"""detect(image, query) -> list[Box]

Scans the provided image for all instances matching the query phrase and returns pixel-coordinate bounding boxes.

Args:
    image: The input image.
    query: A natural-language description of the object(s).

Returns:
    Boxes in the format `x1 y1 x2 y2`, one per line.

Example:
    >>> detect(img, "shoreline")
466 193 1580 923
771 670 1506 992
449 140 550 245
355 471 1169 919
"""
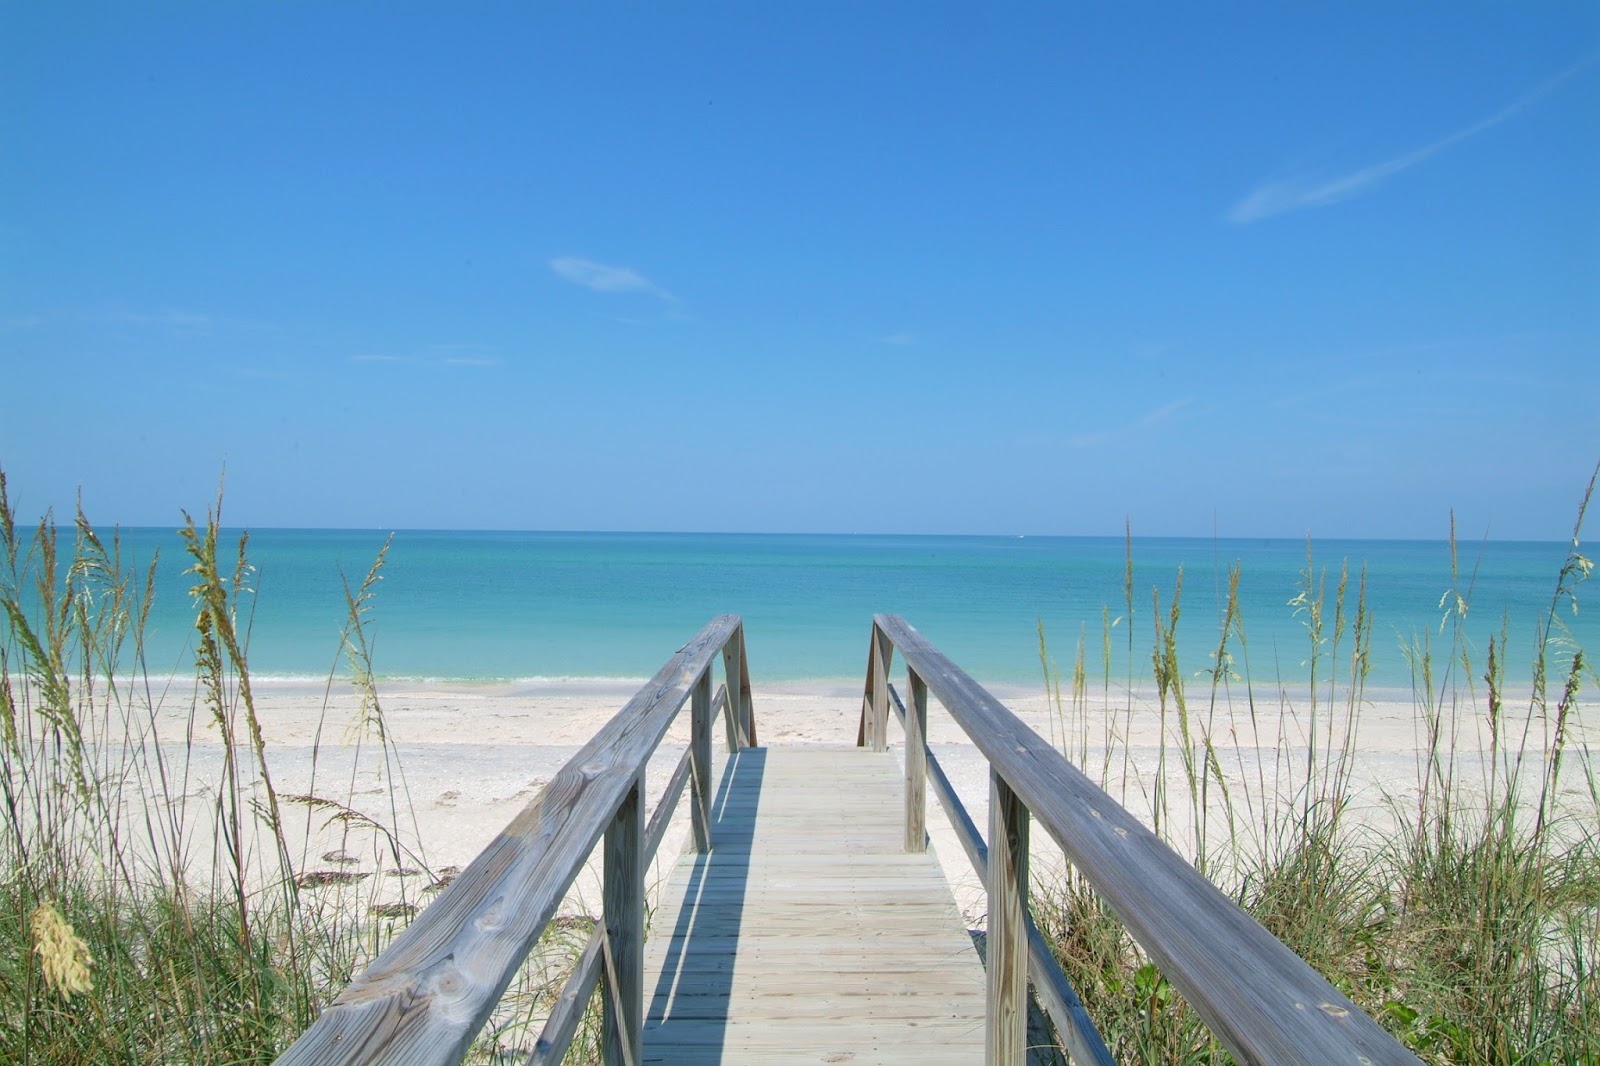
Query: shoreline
213 678 1589 927
236 671 1435 706
32 664 1593 938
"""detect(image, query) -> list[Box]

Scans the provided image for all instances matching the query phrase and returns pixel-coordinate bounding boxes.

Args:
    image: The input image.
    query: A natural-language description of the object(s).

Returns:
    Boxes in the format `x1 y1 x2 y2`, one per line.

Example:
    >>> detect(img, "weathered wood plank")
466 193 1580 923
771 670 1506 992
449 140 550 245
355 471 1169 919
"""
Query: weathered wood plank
277 615 742 1066
642 747 986 1064
642 1017 984 1044
904 668 928 853
691 673 714 854
642 967 986 992
875 614 1417 1066
870 625 892 751
888 681 1115 1066
735 630 758 748
603 776 644 1065
642 1049 977 1066
643 1051 973 1066
718 626 756 751
528 928 603 1066
987 771 1029 1065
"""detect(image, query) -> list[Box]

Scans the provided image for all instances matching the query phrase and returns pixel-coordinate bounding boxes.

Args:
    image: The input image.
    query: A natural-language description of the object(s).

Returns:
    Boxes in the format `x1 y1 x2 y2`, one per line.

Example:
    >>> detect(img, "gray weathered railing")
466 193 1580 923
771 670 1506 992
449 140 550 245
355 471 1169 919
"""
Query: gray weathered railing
858 614 1417 1066
278 615 756 1066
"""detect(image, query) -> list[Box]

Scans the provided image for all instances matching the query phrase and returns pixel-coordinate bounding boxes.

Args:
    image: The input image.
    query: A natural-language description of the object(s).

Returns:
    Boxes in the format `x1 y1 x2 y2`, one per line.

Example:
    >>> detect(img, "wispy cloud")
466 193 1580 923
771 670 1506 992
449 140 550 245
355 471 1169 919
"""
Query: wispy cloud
1228 52 1598 224
879 332 916 347
1269 333 1549 408
103 307 272 336
111 308 216 335
1068 397 1193 448
350 351 500 368
237 366 293 382
1269 374 1378 411
550 256 675 301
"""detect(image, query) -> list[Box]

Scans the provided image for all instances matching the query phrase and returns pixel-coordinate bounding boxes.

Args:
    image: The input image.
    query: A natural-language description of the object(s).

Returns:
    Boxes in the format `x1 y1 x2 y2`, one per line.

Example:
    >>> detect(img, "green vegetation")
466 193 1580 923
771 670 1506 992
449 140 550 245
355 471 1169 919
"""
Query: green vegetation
0 472 596 1063
1032 468 1600 1064
5 458 1596 1065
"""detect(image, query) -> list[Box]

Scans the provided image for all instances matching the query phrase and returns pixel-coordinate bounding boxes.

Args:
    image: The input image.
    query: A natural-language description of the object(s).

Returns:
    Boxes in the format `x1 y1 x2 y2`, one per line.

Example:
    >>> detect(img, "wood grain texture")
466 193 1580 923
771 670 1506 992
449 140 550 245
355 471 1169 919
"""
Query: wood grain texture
866 626 892 752
276 615 743 1066
736 634 757 748
641 747 987 1064
528 927 602 1066
874 615 1418 1066
717 626 756 752
888 682 1115 1066
904 668 928 853
691 675 714 854
603 777 644 1065
987 772 1028 1065
870 627 896 752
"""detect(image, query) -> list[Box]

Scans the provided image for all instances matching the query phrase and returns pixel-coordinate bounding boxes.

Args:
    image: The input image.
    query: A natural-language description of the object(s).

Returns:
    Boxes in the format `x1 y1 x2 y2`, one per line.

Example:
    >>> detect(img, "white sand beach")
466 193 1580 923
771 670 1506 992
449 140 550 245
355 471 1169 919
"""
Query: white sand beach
152 675 1572 929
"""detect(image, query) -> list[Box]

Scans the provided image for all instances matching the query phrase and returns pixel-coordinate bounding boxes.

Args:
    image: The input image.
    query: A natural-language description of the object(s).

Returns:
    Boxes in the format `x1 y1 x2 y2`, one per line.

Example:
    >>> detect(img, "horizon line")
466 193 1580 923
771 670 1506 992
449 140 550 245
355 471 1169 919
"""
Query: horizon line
50 523 1565 545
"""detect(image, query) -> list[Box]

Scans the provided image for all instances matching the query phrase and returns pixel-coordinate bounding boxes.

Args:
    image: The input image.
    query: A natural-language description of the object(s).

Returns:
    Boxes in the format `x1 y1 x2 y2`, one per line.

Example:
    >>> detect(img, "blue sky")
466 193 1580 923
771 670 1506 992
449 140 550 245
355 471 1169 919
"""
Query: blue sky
2 4 1596 538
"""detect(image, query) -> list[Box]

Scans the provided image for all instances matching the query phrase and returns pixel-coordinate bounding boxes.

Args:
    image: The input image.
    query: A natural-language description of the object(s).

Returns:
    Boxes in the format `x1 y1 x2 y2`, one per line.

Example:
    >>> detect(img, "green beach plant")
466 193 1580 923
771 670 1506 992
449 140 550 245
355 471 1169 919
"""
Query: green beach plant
1032 465 1600 1064
0 472 600 1063
6 458 1596 1064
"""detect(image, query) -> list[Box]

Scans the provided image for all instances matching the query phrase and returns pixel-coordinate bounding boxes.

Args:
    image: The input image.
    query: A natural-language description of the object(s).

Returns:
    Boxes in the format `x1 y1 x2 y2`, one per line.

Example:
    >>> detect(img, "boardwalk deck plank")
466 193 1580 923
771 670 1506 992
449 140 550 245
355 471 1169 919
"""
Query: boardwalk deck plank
642 747 987 1064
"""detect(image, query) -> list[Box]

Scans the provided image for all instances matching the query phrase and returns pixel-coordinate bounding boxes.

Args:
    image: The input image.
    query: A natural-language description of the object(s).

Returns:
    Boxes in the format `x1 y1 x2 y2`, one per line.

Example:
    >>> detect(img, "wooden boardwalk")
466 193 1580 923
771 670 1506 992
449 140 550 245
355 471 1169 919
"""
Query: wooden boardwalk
279 615 1416 1066
641 746 986 1064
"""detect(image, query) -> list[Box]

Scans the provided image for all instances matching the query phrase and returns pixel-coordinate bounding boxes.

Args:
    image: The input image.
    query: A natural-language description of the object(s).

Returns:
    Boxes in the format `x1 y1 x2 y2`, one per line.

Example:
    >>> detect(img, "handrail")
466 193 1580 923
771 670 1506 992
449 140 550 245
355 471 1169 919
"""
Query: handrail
859 614 1417 1066
279 616 757 1066
883 681 1113 1066
533 681 731 1065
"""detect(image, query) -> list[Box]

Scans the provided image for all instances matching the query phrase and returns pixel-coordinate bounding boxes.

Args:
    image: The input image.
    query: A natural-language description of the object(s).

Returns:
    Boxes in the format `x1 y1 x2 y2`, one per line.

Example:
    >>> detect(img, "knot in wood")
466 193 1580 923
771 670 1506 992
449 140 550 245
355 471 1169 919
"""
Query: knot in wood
474 898 506 932
430 963 469 1007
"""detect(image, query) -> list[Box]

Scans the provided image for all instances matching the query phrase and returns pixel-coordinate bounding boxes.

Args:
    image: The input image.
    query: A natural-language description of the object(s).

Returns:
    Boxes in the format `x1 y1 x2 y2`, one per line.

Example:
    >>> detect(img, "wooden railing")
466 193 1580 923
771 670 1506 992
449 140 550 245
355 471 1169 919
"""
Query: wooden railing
278 615 757 1066
858 614 1418 1066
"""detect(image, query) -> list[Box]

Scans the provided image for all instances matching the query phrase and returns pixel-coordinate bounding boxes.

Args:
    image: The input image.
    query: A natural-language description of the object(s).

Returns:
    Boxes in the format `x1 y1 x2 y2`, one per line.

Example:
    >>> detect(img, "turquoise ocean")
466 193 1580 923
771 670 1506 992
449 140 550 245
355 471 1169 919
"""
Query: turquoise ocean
87 529 1595 696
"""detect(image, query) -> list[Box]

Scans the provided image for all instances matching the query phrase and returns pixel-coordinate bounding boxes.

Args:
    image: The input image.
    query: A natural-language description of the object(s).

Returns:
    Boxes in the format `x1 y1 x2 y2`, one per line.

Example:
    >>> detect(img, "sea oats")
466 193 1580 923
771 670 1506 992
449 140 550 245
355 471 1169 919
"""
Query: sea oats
31 901 93 1000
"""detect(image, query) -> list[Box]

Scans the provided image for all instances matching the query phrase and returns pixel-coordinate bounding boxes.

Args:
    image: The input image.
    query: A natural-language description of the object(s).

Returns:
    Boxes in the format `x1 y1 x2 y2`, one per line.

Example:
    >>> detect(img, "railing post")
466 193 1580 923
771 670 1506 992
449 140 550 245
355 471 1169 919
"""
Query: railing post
721 628 744 752
691 667 713 853
869 623 892 752
602 774 644 1066
904 667 928 852
987 771 1029 1065
736 627 757 747
857 633 875 747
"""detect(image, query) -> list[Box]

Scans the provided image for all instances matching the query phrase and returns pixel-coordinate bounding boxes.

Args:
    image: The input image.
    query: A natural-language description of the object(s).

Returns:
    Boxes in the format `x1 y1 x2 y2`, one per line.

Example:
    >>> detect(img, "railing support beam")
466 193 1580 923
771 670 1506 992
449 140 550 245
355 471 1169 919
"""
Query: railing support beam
987 771 1029 1065
602 774 644 1066
735 627 757 747
276 615 749 1066
721 634 742 752
691 669 713 853
868 624 892 751
874 613 1416 1066
904 668 928 852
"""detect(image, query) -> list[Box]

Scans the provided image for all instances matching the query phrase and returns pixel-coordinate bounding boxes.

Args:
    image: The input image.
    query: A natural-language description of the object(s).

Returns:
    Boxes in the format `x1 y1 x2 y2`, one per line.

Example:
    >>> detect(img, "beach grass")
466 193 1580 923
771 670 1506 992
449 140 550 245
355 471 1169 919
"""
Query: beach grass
0 471 599 1064
1031 466 1600 1064
4 459 1598 1064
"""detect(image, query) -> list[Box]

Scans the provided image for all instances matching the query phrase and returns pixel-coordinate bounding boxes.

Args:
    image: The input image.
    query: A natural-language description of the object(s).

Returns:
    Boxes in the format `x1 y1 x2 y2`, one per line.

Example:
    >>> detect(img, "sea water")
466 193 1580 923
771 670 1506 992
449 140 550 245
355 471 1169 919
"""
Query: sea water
66 529 1594 695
